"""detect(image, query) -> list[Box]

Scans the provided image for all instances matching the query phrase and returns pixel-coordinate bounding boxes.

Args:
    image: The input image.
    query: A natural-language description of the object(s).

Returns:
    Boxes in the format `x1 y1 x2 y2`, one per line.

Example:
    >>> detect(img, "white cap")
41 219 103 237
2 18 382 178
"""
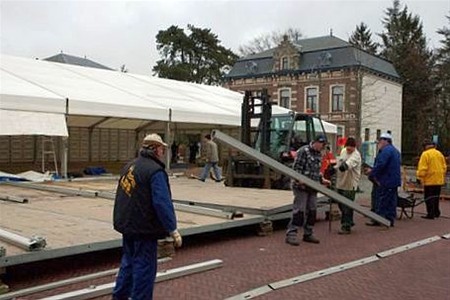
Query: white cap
143 133 167 147
379 132 393 140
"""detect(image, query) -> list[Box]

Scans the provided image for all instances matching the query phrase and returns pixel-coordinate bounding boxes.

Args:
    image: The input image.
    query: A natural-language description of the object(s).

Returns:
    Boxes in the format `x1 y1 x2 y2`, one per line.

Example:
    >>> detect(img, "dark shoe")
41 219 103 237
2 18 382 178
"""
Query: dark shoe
303 235 320 244
198 178 205 182
421 215 434 220
338 228 351 235
365 221 381 226
215 180 222 183
285 235 300 246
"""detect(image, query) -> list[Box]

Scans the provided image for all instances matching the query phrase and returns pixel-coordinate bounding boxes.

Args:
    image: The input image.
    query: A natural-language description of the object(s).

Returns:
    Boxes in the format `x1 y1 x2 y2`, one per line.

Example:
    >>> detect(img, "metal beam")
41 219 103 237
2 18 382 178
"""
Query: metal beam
0 258 172 300
212 130 390 227
40 259 223 299
0 229 46 251
173 203 235 219
2 182 99 198
0 195 28 203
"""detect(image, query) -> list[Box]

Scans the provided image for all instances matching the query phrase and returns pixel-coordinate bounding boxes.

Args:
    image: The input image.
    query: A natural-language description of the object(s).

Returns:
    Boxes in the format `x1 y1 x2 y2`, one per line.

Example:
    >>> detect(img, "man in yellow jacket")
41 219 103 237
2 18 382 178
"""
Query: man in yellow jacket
416 139 447 219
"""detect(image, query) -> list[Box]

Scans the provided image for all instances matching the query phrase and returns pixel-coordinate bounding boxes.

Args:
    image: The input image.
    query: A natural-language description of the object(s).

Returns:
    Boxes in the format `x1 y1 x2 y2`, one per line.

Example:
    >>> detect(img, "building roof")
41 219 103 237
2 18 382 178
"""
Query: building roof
226 35 400 80
43 53 113 70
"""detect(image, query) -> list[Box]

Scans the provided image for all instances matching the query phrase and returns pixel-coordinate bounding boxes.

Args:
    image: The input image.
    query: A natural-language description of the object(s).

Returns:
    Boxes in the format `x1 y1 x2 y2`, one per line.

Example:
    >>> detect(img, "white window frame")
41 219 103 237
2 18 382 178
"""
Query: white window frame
304 86 319 112
278 87 291 109
330 85 345 112
281 56 289 70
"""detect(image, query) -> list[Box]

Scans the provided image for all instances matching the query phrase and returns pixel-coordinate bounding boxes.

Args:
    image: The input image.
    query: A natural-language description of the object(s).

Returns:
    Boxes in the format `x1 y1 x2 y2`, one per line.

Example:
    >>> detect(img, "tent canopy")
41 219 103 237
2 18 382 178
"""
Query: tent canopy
0 54 337 134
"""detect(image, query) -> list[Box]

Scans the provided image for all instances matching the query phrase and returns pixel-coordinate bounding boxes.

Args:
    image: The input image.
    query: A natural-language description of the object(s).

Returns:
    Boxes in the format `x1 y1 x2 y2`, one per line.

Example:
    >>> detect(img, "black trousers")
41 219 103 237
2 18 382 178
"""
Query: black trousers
424 185 441 218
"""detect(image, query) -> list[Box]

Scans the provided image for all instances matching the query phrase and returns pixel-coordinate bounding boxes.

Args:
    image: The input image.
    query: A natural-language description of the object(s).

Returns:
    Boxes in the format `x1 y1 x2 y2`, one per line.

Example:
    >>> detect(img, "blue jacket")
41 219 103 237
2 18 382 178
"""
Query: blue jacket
113 148 177 239
369 144 401 188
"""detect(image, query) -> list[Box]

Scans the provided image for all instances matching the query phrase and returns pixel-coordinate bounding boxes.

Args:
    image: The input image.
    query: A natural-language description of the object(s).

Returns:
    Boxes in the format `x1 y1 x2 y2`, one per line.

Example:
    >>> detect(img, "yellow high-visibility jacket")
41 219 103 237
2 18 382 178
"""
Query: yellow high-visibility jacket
416 148 447 186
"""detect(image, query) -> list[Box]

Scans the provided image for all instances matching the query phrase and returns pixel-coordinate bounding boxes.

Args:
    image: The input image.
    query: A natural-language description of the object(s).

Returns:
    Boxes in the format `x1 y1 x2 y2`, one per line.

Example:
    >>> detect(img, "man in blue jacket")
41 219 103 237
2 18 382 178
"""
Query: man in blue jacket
113 133 182 300
365 133 401 227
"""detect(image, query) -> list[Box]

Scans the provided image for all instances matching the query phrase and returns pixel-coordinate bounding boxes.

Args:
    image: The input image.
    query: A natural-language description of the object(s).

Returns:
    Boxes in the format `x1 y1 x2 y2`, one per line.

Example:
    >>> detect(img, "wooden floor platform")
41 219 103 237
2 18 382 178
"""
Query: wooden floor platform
0 176 300 267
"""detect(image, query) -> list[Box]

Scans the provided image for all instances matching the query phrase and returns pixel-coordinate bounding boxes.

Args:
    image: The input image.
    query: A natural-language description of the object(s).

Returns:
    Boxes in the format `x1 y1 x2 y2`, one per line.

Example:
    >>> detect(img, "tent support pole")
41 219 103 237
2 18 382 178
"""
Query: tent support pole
166 109 172 172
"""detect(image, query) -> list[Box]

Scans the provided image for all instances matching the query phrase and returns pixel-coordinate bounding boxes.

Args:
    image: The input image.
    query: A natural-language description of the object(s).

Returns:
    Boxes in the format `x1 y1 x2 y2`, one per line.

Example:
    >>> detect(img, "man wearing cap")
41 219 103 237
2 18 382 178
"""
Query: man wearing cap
365 132 401 227
286 135 330 245
113 133 181 300
335 137 362 234
416 139 447 219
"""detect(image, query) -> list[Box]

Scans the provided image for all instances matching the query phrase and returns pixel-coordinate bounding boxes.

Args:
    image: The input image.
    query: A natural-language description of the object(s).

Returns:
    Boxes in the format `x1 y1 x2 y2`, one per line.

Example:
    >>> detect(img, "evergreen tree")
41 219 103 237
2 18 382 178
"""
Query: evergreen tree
349 22 378 54
153 25 238 85
433 15 450 151
379 0 434 159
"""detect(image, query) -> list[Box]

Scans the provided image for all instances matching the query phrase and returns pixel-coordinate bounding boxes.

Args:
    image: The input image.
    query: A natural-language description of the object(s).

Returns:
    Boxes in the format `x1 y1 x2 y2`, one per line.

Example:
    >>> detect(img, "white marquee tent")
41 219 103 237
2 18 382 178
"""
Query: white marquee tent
0 54 337 176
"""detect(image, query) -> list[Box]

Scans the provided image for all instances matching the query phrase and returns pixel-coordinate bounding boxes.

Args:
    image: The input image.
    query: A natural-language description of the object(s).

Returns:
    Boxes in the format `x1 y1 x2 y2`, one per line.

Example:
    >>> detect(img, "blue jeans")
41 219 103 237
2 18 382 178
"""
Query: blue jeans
200 161 221 181
113 236 158 300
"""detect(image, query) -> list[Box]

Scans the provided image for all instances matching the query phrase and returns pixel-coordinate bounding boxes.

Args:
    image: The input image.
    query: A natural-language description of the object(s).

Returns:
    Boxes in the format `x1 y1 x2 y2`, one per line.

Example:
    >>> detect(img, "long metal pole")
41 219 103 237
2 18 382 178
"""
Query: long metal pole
212 130 390 227
0 229 46 251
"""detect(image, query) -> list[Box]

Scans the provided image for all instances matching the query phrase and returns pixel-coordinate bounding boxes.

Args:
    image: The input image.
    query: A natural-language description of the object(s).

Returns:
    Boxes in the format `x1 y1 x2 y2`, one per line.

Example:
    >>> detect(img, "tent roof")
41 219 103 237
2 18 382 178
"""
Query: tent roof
0 54 337 134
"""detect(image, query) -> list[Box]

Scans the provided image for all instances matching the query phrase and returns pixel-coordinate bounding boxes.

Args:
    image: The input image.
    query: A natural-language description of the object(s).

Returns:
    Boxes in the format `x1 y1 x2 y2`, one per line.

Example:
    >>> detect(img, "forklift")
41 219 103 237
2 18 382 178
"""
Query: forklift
224 89 328 189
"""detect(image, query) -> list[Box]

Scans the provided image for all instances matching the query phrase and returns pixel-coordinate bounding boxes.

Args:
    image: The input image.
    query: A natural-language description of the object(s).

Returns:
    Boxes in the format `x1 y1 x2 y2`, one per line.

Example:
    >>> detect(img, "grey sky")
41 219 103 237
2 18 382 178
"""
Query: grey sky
1 0 449 75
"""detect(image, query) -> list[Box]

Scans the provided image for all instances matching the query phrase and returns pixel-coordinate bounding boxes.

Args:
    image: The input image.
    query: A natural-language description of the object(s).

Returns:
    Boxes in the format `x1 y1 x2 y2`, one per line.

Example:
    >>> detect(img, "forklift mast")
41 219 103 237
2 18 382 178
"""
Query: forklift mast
241 89 272 155
226 89 328 189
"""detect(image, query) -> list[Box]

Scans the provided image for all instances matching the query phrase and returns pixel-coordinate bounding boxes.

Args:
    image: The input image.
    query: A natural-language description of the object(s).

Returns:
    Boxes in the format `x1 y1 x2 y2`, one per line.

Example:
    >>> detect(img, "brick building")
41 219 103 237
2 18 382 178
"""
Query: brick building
224 35 403 151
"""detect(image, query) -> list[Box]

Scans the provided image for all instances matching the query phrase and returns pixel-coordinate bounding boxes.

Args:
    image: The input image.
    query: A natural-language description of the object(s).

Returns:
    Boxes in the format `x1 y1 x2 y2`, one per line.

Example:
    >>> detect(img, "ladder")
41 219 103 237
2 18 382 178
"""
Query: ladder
41 136 59 176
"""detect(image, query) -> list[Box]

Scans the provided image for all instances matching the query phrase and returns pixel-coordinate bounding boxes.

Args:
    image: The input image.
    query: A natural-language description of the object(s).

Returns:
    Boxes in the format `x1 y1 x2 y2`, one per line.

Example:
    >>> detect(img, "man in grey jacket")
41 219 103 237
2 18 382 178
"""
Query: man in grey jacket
199 134 222 182
335 137 361 234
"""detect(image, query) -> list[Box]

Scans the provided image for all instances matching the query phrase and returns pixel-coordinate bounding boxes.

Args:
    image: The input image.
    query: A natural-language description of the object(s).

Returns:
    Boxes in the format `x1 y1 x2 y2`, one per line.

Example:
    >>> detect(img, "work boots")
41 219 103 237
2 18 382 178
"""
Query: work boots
302 235 320 244
285 234 300 246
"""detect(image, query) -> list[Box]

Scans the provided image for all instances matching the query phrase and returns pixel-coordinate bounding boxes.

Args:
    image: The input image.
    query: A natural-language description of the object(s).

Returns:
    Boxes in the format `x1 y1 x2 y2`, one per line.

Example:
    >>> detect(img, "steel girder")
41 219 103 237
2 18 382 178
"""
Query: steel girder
212 130 390 227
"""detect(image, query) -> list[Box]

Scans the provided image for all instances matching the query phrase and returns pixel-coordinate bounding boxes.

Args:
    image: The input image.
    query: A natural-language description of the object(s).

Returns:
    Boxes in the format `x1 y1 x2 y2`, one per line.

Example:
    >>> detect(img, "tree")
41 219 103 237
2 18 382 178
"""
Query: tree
378 0 434 160
433 15 450 152
238 28 303 57
153 25 238 85
349 22 378 54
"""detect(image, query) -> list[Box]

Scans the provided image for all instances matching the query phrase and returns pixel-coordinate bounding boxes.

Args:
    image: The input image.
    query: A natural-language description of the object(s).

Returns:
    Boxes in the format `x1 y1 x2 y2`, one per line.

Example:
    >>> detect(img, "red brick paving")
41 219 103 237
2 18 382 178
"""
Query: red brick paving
6 198 450 300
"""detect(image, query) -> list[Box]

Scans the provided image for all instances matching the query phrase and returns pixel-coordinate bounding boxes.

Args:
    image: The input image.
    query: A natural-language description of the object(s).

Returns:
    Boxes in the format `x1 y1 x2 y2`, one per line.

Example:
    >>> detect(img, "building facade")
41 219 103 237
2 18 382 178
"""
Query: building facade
224 35 403 151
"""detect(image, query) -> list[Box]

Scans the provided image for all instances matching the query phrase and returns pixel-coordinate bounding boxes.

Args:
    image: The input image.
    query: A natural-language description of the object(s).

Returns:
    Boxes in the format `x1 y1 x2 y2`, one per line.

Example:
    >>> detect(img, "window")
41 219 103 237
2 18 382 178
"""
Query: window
376 129 381 140
331 86 344 112
364 128 370 141
306 87 318 112
279 89 291 109
281 57 289 70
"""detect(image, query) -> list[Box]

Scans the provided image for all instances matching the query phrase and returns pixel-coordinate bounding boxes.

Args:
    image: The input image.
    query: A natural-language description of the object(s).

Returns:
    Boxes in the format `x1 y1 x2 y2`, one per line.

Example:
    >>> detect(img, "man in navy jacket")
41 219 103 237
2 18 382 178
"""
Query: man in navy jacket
113 133 181 300
365 133 401 226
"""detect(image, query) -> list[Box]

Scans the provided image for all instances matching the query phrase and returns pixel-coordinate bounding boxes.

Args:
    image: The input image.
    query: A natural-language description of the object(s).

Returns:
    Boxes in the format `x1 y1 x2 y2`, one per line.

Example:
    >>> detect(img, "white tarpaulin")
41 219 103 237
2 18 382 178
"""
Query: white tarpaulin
0 54 337 133
0 109 68 136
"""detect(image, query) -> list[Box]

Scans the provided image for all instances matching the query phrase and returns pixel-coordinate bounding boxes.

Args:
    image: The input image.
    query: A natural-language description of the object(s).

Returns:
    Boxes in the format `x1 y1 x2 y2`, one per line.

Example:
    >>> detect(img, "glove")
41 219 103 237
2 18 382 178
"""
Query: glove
338 162 348 172
170 230 182 248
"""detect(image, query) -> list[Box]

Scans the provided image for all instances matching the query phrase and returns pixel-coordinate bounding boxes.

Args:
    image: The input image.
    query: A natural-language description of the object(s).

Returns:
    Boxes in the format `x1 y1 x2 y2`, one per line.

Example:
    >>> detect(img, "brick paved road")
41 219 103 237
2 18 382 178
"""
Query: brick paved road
10 188 449 299
148 199 450 300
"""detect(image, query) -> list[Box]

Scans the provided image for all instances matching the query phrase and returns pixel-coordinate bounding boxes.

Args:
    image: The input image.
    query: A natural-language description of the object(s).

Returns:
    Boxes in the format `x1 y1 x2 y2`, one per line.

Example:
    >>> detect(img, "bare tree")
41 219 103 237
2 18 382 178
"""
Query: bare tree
238 28 303 57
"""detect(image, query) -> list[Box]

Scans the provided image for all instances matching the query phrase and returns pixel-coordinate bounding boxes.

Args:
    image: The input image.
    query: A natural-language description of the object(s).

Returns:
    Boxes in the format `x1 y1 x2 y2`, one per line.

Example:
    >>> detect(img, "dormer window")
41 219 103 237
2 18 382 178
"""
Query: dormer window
281 57 289 70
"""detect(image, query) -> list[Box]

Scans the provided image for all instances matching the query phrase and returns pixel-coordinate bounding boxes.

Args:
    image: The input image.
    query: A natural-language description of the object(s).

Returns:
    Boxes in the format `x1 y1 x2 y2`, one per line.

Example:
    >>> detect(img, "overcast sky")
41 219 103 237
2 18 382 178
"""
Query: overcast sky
1 0 449 75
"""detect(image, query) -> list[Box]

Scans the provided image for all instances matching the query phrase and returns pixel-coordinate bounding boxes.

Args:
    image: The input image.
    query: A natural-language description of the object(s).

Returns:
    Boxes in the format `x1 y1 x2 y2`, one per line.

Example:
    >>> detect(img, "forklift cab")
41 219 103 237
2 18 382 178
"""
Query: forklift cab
263 112 327 163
